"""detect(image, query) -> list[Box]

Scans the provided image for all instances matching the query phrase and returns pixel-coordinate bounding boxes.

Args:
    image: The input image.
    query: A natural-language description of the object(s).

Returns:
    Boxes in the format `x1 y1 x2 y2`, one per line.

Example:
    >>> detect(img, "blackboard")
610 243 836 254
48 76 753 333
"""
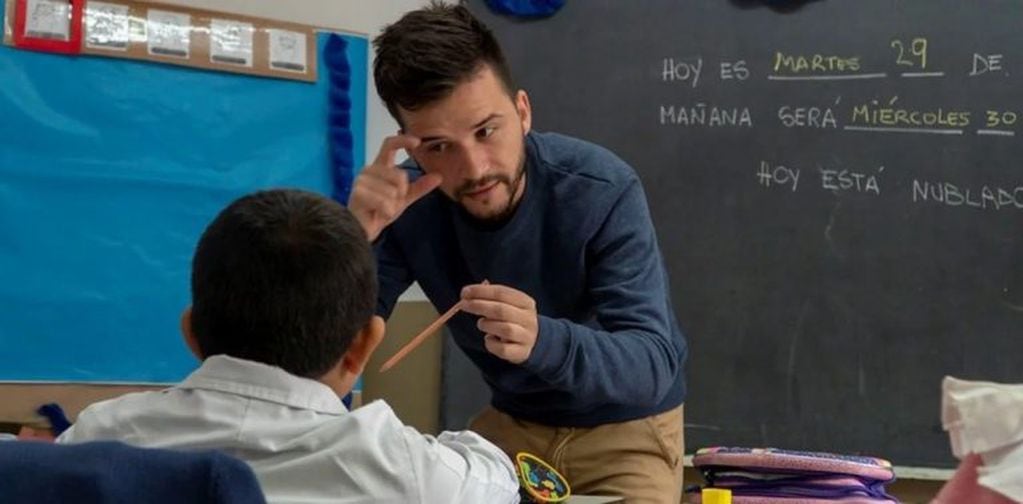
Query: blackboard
460 0 1023 469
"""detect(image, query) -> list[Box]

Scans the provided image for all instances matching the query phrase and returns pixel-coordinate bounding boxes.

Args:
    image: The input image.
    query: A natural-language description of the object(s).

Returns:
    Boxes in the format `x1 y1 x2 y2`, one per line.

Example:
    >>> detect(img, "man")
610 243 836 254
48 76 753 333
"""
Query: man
59 189 519 504
350 3 688 501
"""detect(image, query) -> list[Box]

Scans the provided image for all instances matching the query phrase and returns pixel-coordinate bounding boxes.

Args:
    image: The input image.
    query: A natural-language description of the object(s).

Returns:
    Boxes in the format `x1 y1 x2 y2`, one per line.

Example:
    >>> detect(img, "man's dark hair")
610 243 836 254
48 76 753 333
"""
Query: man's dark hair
189 189 377 379
373 1 515 124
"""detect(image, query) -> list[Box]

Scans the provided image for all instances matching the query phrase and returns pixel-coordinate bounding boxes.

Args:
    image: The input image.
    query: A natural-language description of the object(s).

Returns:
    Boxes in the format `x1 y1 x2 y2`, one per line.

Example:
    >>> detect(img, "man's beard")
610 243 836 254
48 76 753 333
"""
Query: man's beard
453 149 526 225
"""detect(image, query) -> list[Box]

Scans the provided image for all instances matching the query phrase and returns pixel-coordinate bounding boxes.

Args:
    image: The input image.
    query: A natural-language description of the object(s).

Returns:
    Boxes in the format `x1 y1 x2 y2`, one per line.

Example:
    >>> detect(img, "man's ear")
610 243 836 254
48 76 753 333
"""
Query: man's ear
516 89 532 135
341 315 386 376
180 307 204 360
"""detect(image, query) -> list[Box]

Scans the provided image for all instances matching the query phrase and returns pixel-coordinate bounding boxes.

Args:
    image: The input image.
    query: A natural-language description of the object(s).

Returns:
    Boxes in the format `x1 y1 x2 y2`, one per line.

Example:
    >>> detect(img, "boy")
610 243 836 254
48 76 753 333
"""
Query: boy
58 189 519 503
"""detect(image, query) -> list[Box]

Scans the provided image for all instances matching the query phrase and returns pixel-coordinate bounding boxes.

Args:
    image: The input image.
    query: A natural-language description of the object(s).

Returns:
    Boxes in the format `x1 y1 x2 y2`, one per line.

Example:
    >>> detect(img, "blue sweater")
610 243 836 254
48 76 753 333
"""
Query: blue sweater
376 131 687 426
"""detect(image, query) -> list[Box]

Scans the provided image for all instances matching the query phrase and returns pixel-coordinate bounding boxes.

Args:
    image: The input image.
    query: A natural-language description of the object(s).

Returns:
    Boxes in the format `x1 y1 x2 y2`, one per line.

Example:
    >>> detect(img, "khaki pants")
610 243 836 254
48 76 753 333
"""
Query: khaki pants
470 405 684 503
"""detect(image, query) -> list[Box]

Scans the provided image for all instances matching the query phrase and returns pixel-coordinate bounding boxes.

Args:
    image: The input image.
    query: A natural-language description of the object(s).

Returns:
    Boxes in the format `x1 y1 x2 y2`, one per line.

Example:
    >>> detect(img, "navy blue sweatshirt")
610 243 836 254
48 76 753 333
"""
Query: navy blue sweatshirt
375 131 687 427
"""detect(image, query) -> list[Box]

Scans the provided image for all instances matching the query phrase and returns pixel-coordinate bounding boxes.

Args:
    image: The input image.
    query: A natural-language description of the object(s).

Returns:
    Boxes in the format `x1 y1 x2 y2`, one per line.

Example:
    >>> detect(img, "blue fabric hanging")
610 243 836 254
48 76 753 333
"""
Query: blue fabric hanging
324 33 357 408
485 0 565 18
324 34 356 205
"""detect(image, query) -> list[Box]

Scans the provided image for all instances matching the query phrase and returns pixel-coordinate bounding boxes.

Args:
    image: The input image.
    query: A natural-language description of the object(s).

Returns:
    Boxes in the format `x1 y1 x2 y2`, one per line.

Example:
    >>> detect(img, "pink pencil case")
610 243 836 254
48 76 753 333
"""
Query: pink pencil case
688 447 897 504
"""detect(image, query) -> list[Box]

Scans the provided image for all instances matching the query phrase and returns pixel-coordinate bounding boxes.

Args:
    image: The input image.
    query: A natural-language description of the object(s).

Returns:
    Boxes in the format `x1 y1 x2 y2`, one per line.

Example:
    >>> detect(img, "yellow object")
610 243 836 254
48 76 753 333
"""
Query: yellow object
515 452 571 503
701 488 733 504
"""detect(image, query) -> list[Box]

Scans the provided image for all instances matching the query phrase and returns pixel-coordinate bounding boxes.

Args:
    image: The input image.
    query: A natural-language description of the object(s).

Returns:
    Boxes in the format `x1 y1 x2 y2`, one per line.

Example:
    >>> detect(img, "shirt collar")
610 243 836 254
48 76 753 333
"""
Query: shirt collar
179 355 347 415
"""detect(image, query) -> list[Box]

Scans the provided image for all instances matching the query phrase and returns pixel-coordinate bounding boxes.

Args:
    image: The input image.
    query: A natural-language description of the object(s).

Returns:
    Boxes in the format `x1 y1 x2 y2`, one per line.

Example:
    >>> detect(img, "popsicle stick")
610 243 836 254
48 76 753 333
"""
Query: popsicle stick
378 300 464 372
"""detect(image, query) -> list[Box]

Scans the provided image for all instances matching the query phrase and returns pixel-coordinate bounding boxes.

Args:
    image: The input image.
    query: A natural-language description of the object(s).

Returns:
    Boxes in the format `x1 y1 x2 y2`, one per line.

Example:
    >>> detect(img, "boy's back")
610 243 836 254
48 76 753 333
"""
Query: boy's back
57 189 519 503
60 356 517 503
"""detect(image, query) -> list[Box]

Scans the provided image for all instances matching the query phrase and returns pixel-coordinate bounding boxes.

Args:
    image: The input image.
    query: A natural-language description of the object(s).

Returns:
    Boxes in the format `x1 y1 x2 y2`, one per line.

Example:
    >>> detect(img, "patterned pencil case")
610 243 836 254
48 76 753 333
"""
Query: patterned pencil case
688 447 898 504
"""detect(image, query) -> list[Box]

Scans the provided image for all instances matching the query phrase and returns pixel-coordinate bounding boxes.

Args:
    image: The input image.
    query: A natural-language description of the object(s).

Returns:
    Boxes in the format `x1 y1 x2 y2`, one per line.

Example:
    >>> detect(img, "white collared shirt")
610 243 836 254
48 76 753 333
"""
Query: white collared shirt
58 355 519 504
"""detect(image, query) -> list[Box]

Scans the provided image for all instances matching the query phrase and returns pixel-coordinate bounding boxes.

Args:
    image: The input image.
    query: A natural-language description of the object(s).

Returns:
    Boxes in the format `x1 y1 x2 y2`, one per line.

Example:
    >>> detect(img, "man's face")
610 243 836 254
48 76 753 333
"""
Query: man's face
400 65 532 223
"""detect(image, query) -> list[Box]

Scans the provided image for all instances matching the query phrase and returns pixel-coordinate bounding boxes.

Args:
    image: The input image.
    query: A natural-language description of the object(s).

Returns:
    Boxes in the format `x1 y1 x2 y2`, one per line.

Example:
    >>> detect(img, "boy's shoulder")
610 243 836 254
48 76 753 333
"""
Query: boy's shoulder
337 399 414 438
81 387 174 417
57 388 176 442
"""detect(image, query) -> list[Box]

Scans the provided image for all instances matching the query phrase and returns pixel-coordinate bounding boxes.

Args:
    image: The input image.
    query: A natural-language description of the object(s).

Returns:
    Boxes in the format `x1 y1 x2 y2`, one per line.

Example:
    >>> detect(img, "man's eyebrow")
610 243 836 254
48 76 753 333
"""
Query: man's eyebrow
419 113 504 144
471 113 502 129
419 135 445 144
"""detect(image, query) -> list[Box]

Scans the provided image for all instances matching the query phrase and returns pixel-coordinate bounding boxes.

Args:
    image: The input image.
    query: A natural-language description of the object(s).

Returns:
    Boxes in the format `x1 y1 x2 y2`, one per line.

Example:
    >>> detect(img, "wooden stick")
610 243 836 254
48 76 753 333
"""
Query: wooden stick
378 300 464 372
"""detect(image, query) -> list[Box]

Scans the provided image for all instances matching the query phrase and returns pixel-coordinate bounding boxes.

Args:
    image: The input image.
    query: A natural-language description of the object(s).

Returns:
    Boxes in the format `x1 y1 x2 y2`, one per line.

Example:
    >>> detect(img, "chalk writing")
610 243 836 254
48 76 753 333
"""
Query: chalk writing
913 180 1023 211
891 37 928 69
757 161 800 192
850 96 970 128
984 110 1017 129
660 104 753 127
970 54 1004 76
662 57 703 88
720 60 750 81
774 52 860 74
778 105 838 129
820 166 883 195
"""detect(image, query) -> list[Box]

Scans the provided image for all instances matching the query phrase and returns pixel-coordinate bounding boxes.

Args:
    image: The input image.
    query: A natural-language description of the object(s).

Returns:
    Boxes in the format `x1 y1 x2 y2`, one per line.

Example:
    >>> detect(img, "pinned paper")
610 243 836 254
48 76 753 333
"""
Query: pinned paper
147 9 190 58
24 0 70 41
85 1 130 51
267 28 307 73
210 18 253 67
6 0 316 81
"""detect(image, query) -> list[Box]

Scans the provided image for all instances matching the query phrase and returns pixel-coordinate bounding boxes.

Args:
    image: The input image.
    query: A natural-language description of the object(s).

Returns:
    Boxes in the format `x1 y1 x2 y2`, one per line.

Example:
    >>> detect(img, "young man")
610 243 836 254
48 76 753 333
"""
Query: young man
349 4 688 502
58 189 519 504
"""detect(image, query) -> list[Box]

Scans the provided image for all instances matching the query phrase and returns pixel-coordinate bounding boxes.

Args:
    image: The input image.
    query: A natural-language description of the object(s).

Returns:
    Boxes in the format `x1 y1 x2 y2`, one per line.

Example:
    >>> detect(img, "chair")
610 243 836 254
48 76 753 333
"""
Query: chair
0 440 266 503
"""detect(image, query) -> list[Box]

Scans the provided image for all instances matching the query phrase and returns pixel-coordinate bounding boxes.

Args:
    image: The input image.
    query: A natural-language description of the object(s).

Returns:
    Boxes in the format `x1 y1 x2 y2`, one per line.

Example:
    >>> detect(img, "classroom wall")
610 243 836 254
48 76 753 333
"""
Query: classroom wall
159 0 437 302
156 0 430 170
363 301 442 435
0 301 444 437
0 0 440 426
134 2 444 428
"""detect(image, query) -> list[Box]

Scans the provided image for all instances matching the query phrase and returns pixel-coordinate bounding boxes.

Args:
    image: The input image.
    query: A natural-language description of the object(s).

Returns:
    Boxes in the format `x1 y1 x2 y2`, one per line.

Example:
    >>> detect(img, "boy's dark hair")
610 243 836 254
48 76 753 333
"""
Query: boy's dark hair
190 189 377 379
373 1 515 124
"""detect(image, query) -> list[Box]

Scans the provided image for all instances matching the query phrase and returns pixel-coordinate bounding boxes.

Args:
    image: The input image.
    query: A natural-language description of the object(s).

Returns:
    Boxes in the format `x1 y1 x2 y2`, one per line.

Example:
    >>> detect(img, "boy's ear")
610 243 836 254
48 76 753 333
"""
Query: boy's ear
330 316 386 398
180 307 204 361
342 316 386 376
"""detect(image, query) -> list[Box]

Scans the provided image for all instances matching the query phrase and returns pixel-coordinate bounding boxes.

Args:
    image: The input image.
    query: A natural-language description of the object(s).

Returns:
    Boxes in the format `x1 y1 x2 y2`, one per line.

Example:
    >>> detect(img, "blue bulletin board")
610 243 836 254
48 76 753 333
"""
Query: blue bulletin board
0 1 367 382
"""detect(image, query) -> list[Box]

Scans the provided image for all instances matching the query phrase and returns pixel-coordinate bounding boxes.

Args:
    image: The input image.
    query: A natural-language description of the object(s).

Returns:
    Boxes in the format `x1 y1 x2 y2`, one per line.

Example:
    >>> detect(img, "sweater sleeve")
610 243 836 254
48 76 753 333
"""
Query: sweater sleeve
521 176 685 407
374 229 414 320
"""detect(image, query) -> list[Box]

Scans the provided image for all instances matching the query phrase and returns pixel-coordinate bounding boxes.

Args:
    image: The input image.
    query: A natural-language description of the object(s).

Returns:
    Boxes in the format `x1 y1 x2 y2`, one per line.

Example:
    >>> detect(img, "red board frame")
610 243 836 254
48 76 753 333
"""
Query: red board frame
12 0 83 54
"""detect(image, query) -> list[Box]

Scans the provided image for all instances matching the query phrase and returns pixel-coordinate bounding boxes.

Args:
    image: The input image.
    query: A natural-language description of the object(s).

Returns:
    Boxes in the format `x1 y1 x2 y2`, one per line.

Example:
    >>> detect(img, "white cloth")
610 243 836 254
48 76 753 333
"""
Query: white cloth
58 355 519 504
941 376 1023 501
